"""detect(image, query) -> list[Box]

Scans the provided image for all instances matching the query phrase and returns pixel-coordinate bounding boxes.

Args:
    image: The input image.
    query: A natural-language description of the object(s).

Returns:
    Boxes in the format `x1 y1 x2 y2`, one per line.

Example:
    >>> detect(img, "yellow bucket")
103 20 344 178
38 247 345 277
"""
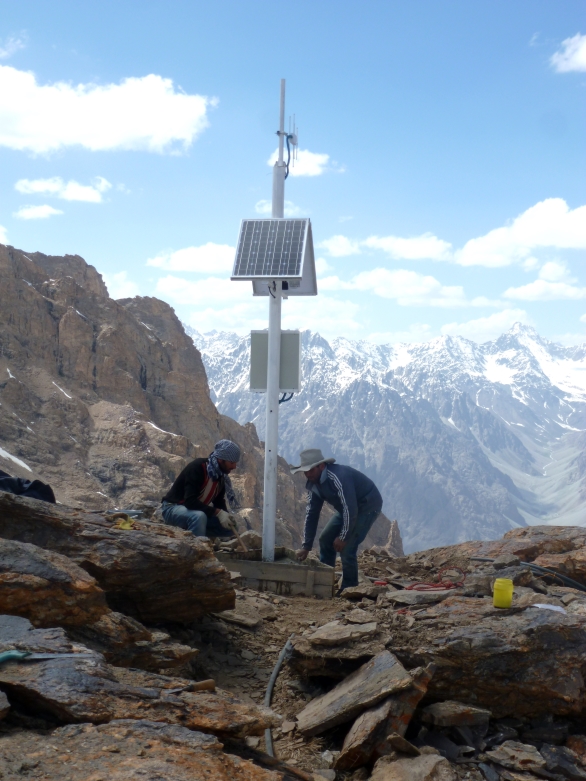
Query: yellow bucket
493 577 514 608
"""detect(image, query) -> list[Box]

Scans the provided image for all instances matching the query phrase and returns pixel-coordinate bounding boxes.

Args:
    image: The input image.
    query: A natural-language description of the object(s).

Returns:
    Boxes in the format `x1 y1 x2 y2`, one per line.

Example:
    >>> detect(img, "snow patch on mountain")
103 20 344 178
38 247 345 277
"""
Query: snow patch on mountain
188 323 586 551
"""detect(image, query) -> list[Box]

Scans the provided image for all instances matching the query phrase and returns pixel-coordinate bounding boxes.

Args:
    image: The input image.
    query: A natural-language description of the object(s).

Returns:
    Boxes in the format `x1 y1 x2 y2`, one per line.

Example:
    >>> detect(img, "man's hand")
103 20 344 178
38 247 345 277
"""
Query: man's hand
216 509 233 530
333 537 347 553
296 548 309 562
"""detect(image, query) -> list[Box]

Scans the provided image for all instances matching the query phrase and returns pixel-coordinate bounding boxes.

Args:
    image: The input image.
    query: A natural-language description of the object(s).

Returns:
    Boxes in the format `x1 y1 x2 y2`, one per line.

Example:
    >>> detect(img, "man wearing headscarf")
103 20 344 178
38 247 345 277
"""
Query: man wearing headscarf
161 439 241 538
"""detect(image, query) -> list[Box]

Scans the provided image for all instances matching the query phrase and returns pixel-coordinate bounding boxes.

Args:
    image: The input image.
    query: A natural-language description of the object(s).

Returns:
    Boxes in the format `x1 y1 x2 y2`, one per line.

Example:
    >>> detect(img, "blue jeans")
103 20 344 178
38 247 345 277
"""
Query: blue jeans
319 507 381 590
161 502 234 538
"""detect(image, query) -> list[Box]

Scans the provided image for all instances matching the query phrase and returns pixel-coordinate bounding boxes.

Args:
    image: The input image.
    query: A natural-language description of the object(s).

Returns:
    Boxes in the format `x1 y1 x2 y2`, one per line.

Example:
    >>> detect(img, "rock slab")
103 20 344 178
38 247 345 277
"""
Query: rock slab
390 595 586 717
421 700 491 727
485 740 547 775
308 620 378 646
0 719 280 781
370 754 457 781
335 664 435 771
0 614 279 737
68 610 198 671
0 537 108 627
0 492 235 622
296 650 413 737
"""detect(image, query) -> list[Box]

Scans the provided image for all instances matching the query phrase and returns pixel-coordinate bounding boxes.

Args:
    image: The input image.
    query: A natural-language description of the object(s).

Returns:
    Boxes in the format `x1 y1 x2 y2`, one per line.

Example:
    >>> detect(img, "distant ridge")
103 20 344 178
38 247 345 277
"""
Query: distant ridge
191 324 586 552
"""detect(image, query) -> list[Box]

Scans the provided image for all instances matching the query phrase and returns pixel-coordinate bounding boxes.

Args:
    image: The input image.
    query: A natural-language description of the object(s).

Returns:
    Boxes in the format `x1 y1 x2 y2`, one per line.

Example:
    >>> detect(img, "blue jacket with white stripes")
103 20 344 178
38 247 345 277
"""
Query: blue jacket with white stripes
302 463 383 548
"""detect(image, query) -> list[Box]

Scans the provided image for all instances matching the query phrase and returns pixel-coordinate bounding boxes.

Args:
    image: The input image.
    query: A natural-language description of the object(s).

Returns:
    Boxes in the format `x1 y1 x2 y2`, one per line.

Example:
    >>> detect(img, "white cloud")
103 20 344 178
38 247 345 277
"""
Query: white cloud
441 310 532 344
15 176 112 202
147 243 234 274
551 331 586 346
353 268 470 308
255 199 301 217
368 323 433 344
537 260 574 283
364 232 452 261
315 257 333 274
551 33 586 73
282 295 362 338
0 35 26 60
0 225 7 243
103 270 140 299
0 65 214 154
319 235 361 257
13 204 63 219
318 275 355 291
160 274 361 338
156 274 247 305
503 260 584 300
503 279 586 301
456 199 586 267
267 147 341 177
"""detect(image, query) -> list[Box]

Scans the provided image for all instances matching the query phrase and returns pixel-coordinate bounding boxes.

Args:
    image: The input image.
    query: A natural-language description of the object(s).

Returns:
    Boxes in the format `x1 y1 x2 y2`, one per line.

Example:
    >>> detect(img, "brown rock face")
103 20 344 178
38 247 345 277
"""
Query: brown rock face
0 615 280 738
0 537 108 627
0 492 235 622
389 595 586 718
0 243 307 545
68 611 199 671
403 525 586 584
0 720 281 781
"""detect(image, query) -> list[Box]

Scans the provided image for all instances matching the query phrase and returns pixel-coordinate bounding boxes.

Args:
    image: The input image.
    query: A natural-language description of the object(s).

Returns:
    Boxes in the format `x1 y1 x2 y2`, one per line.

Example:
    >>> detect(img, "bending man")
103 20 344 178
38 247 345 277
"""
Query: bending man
292 448 383 594
161 439 241 538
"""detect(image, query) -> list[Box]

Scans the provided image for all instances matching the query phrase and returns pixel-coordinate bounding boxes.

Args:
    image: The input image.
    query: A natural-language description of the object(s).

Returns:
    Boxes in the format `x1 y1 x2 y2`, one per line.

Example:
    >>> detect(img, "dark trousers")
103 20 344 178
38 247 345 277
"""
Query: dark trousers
319 507 381 590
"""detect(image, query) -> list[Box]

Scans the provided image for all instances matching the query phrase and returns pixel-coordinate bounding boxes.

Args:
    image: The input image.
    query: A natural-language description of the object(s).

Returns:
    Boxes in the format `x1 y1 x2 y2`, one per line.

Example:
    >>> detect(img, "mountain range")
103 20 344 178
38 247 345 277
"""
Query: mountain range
191 324 586 552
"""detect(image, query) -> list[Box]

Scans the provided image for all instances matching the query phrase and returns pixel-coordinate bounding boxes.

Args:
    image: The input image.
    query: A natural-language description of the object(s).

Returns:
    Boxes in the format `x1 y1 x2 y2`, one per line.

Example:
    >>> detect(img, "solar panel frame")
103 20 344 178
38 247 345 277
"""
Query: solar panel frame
231 218 308 279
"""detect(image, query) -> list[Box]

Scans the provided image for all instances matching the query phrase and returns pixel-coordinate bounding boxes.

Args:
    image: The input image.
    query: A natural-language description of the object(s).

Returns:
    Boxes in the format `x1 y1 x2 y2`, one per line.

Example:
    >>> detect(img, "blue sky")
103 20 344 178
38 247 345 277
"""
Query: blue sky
1 1 585 344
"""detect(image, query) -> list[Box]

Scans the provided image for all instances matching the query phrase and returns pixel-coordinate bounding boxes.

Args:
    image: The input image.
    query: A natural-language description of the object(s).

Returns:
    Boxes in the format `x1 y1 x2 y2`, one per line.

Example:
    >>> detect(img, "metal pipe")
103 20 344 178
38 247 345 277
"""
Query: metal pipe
262 281 281 562
263 80 286 562
264 635 294 757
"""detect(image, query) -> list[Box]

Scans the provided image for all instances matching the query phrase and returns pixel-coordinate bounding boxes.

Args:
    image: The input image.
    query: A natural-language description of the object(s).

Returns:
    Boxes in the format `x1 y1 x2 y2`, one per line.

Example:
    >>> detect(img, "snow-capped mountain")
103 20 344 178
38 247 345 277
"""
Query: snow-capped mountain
188 324 586 552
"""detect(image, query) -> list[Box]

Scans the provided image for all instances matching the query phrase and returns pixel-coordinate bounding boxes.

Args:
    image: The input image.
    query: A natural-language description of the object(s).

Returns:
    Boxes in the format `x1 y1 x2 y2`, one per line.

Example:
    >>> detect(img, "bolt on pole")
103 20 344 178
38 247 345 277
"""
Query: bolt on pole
262 79 286 562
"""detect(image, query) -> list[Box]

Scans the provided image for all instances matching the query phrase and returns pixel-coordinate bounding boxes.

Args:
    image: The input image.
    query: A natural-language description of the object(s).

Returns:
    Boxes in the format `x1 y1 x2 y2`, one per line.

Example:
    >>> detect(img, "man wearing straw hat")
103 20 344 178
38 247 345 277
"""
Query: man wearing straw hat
291 448 383 595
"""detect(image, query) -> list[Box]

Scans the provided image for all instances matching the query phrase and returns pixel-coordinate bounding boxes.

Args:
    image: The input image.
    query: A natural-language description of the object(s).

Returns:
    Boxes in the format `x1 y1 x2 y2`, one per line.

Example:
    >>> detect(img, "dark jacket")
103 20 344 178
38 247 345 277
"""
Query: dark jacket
162 458 227 519
302 463 382 548
0 469 56 503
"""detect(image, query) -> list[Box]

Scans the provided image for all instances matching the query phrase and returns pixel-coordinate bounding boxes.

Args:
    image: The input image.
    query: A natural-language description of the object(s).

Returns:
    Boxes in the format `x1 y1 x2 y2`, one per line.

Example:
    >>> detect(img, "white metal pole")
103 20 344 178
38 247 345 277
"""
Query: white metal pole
262 79 286 562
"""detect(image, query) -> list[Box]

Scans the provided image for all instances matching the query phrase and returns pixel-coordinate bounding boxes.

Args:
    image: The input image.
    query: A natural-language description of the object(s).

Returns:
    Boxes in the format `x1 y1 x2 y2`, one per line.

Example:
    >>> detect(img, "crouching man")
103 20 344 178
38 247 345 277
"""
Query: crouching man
292 448 383 594
161 439 241 538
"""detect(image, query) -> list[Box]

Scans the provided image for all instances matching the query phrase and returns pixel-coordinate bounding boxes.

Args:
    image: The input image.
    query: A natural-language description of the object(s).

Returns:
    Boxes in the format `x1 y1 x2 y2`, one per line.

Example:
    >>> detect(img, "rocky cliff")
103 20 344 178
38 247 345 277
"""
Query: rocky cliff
0 243 310 547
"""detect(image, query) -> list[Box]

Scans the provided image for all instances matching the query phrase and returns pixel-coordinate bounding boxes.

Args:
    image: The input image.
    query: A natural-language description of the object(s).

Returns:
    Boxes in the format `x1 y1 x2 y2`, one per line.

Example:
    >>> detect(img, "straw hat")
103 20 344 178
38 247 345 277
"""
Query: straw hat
290 448 335 474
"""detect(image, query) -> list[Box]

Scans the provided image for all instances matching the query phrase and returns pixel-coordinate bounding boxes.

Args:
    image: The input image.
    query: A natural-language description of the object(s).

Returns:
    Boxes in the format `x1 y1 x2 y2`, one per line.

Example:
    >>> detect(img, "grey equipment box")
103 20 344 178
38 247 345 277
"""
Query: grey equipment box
216 549 335 599
249 330 301 393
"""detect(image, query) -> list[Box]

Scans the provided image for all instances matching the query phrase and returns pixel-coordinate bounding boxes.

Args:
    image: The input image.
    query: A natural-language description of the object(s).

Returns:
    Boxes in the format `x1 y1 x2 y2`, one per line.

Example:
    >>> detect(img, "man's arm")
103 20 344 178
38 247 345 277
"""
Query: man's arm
328 468 358 541
183 463 217 518
302 490 324 550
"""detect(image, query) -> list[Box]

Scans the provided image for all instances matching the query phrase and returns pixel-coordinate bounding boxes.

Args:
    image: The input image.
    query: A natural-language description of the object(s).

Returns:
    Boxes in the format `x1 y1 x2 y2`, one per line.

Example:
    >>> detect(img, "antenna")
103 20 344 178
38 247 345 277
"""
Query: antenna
230 80 317 563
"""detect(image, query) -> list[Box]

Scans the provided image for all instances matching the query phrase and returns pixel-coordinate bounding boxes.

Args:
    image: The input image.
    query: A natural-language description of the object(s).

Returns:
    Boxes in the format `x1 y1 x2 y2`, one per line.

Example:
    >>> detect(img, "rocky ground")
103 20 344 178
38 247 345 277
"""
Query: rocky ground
3 495 586 780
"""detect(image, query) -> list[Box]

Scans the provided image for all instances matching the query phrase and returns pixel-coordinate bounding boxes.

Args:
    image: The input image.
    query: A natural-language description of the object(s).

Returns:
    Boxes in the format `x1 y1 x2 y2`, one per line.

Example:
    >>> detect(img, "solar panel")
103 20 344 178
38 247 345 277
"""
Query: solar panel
232 219 308 279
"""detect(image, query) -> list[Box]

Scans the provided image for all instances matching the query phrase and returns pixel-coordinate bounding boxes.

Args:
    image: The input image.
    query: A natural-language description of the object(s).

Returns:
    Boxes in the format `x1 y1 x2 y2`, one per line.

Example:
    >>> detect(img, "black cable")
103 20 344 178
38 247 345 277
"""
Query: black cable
470 556 586 593
264 635 294 757
279 393 294 404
